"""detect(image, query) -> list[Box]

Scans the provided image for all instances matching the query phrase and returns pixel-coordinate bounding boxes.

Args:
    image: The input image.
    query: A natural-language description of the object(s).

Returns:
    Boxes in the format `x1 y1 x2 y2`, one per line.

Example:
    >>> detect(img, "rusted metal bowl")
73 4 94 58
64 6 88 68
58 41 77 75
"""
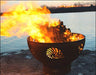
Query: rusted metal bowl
27 33 85 75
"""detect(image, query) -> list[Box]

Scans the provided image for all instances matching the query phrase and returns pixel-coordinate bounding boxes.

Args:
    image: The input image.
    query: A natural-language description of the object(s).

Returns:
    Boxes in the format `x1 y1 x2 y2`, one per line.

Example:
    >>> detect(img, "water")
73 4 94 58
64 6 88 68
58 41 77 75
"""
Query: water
1 12 95 52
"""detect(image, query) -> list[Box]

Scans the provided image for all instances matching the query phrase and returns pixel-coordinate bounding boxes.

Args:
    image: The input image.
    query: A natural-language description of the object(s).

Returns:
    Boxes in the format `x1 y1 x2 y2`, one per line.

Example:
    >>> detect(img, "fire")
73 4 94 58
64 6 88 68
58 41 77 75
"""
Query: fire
1 2 84 43
69 34 84 42
1 2 60 43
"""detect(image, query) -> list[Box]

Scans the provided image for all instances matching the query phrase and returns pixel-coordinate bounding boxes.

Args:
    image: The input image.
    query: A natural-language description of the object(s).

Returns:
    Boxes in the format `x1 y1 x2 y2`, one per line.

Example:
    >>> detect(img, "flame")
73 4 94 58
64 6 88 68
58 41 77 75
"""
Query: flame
1 2 60 43
69 34 84 42
64 30 84 42
1 2 84 43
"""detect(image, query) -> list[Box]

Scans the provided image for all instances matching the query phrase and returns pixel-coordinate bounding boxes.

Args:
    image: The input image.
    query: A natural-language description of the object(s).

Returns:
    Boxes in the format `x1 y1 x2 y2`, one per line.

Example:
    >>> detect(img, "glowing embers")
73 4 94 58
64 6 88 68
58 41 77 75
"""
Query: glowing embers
46 47 64 59
78 44 84 51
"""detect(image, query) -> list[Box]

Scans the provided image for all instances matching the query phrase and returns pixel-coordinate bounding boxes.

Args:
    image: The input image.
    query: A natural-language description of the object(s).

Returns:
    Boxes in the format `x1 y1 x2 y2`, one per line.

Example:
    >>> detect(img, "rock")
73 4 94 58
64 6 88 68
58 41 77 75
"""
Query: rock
0 50 96 75
1 52 11 56
80 50 91 56
78 64 82 68
80 63 86 66
25 55 32 59
78 73 83 75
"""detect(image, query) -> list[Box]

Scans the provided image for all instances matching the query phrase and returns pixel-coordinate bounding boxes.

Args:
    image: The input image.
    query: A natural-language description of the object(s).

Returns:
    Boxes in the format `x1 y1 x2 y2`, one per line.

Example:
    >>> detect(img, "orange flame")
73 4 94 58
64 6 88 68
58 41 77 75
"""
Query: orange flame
1 2 84 43
1 2 60 43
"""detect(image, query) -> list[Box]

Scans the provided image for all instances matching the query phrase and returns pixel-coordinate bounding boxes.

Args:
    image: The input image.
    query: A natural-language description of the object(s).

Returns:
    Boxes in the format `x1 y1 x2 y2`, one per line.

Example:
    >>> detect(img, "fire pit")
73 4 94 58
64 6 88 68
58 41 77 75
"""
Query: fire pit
1 2 85 75
27 21 85 75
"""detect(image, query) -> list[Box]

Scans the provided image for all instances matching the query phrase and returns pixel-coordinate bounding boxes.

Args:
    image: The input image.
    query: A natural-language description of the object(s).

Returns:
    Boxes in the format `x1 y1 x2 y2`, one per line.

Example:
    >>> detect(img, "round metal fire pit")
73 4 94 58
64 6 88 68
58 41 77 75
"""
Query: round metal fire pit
27 33 85 75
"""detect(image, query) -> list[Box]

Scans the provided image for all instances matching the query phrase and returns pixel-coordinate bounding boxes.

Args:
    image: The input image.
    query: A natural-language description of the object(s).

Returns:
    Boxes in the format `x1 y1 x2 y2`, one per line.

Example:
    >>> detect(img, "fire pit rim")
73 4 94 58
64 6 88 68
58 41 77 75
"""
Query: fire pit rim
28 33 85 44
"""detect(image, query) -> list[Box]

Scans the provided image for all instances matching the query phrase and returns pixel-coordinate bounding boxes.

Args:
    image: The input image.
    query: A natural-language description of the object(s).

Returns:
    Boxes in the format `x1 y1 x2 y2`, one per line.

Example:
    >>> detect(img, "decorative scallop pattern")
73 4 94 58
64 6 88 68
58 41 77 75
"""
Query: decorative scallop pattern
46 47 64 59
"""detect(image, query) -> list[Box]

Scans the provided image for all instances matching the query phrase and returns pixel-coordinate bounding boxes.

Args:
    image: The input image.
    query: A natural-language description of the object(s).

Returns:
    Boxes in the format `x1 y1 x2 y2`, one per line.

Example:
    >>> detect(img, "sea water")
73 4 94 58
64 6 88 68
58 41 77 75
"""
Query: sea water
1 12 95 52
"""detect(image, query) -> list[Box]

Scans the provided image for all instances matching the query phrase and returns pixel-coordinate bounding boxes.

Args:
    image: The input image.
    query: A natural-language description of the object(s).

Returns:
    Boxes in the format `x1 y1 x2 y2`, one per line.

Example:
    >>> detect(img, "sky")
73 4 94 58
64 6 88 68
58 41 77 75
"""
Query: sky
1 1 96 12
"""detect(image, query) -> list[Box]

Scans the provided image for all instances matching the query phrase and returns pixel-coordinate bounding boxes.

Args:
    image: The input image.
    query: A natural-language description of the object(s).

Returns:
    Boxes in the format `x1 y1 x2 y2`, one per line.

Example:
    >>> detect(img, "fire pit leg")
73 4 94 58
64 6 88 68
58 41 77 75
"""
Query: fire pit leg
43 64 71 75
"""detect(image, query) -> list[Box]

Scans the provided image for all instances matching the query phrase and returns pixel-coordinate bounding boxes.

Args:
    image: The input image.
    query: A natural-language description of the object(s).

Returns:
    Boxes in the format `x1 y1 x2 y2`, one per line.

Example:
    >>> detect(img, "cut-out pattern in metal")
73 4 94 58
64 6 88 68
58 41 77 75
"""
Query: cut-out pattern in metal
46 47 64 59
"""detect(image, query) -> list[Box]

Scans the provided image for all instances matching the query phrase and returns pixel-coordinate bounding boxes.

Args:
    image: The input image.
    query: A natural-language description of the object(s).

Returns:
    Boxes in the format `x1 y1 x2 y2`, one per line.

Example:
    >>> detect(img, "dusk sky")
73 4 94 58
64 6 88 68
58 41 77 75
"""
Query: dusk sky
1 1 95 12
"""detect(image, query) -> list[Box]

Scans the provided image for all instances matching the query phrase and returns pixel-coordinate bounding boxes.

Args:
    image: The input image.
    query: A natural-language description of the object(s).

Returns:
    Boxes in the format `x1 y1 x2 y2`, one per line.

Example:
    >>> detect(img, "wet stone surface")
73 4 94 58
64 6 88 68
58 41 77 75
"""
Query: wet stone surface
0 50 96 75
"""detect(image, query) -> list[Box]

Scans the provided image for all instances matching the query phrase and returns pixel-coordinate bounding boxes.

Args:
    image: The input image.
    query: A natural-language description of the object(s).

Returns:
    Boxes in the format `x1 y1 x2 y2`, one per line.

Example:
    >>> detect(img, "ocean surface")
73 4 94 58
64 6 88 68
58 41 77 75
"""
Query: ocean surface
1 11 95 52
